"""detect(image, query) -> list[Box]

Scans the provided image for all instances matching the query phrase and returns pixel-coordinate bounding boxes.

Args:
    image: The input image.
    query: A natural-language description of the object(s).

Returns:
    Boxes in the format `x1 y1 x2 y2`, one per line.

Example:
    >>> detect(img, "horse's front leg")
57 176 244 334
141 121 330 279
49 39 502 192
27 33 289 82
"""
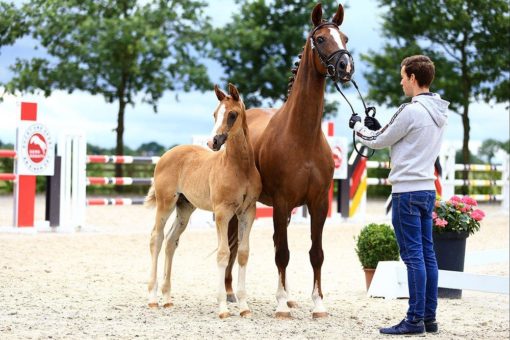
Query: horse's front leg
272 199 292 319
308 194 329 318
225 216 239 303
214 207 235 319
236 204 256 318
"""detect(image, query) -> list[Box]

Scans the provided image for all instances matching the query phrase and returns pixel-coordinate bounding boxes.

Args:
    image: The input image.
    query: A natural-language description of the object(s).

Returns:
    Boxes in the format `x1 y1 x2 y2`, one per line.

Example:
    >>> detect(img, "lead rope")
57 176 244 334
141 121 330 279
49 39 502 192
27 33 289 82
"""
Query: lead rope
334 80 375 158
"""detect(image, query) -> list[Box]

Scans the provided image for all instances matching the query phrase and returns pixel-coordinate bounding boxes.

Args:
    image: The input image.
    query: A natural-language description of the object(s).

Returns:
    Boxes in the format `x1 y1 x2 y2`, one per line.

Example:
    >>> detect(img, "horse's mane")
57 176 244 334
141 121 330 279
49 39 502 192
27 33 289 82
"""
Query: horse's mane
284 45 305 102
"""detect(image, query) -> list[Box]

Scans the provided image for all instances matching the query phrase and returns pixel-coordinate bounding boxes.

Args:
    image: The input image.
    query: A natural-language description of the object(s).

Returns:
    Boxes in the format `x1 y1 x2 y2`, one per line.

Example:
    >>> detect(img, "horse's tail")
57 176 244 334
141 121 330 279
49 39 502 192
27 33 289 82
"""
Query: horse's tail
144 184 156 208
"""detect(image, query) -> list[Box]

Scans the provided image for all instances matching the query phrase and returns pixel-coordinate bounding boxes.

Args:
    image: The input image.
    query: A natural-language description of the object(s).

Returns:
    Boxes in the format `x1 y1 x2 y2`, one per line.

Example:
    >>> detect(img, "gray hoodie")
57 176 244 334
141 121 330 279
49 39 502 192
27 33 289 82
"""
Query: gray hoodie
353 93 449 193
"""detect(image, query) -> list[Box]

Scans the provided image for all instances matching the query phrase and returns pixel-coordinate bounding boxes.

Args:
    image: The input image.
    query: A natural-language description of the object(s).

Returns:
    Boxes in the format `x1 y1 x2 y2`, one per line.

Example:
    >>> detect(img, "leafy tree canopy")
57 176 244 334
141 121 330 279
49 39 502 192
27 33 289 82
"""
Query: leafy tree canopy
209 0 342 115
2 0 212 176
361 0 510 165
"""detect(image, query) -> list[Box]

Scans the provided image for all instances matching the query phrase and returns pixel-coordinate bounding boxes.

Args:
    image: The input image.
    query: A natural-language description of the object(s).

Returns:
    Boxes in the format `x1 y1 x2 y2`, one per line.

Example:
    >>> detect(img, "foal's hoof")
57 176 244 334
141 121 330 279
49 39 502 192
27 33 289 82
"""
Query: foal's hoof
312 311 329 319
226 294 237 303
162 302 174 308
287 301 299 308
275 311 292 320
240 310 252 318
218 312 231 319
148 303 159 308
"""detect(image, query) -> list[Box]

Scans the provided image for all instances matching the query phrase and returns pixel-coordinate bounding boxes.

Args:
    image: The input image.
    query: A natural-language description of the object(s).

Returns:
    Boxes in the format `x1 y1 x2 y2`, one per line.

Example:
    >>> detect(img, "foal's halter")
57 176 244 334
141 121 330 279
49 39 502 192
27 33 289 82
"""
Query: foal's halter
310 22 353 79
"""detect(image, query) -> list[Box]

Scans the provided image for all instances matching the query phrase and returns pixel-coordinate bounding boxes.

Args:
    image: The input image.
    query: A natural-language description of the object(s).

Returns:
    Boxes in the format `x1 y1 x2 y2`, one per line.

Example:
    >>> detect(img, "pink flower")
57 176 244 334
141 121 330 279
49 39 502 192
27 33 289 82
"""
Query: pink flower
461 204 472 213
450 195 462 203
432 211 437 219
462 196 478 206
471 209 486 221
434 218 448 227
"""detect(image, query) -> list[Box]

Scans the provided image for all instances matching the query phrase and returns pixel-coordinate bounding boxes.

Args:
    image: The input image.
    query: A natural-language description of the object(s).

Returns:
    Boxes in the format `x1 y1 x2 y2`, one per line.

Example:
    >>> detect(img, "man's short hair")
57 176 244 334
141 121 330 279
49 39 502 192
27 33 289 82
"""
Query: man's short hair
401 55 435 88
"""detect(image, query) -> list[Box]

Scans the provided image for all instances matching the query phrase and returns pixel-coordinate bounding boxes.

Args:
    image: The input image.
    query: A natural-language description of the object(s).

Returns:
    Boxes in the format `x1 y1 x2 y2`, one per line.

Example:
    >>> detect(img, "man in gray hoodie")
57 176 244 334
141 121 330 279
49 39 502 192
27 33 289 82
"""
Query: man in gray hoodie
349 55 449 335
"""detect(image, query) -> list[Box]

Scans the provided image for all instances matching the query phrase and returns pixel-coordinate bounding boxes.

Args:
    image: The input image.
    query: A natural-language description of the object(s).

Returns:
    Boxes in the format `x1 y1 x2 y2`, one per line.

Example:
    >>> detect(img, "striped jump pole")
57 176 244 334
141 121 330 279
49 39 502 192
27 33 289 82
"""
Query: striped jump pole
0 150 17 183
86 177 153 186
337 143 368 219
86 197 145 206
87 155 160 164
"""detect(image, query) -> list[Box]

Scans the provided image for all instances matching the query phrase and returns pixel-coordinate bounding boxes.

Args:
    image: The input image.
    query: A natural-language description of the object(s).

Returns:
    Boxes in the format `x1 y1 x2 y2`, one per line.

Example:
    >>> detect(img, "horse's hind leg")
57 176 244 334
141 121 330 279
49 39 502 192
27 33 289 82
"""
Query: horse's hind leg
225 216 238 303
161 195 196 307
148 194 177 307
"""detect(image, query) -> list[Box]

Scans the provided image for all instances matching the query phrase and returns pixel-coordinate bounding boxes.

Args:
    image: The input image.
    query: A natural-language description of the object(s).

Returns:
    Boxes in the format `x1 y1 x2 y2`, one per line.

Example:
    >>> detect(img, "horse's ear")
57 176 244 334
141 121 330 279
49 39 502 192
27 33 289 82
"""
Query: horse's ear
228 83 240 101
311 3 322 27
332 4 344 26
214 84 226 101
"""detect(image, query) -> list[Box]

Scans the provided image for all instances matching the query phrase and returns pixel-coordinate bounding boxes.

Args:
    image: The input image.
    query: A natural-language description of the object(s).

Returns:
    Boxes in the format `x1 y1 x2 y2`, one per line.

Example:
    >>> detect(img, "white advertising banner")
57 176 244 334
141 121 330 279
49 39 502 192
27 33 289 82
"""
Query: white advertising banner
16 121 55 176
328 136 348 179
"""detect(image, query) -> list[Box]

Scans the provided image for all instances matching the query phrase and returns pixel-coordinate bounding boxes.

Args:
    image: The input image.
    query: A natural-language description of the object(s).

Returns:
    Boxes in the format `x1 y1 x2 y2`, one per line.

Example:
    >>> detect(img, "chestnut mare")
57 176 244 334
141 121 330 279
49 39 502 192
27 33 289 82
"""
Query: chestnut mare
225 3 354 318
146 84 262 318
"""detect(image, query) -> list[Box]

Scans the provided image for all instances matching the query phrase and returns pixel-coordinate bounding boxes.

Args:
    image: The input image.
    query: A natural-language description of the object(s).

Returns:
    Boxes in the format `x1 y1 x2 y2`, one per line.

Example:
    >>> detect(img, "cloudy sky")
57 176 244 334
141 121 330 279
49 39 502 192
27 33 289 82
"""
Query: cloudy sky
0 0 508 154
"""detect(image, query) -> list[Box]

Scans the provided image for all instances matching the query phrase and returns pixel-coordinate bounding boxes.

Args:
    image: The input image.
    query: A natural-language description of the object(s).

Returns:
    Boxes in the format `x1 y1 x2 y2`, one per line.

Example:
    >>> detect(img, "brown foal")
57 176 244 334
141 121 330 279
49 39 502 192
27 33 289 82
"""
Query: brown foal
146 84 261 318
224 3 354 318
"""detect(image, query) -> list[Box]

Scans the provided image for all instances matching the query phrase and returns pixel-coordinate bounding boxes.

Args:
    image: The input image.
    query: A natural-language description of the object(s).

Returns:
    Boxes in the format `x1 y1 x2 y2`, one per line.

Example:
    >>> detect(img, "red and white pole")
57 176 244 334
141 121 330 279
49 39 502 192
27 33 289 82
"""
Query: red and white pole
13 102 38 227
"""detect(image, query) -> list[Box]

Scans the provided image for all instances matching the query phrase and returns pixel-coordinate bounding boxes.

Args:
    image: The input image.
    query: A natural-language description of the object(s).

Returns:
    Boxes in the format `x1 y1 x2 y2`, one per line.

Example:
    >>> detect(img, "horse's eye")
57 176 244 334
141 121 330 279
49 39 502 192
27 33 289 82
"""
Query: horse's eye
317 36 325 44
227 111 238 127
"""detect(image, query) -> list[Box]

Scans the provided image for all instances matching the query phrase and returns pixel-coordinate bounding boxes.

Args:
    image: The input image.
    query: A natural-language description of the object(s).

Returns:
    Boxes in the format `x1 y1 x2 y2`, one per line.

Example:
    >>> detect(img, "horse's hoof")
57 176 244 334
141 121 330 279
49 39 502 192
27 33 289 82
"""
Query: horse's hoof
162 302 174 308
312 311 328 319
218 312 230 319
287 301 298 308
226 294 237 303
148 303 159 308
275 311 292 320
240 310 252 318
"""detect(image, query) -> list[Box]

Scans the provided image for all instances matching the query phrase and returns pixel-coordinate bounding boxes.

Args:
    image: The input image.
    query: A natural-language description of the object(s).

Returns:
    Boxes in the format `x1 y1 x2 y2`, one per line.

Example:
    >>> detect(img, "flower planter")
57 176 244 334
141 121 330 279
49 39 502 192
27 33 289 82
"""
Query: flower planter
363 268 376 291
433 231 468 299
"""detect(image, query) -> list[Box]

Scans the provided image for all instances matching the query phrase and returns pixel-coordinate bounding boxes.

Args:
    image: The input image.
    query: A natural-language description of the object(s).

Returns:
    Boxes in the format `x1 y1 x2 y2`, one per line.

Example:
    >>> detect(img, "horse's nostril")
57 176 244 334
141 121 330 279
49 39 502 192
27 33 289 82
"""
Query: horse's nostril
339 61 346 69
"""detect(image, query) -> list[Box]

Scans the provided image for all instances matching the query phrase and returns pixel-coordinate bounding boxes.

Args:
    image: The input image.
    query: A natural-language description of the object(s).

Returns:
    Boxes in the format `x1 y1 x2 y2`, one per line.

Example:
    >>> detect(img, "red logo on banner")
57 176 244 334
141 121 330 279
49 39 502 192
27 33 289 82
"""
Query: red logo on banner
332 146 342 169
27 133 47 163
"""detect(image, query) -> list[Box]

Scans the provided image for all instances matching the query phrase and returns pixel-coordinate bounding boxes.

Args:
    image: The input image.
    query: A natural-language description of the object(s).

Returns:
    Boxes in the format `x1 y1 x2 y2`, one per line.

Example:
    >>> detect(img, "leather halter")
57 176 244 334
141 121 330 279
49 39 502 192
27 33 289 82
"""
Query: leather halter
310 22 353 79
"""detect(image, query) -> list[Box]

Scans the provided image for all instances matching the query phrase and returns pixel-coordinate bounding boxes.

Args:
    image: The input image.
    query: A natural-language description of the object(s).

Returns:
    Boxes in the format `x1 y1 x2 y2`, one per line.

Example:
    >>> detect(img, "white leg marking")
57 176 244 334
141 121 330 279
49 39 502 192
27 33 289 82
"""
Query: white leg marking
312 281 327 314
275 273 290 314
217 264 229 316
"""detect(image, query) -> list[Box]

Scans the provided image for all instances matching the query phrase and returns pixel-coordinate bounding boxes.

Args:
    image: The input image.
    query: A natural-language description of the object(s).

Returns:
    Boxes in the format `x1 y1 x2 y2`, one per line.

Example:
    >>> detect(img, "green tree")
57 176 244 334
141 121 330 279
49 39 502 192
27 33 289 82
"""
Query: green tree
361 0 510 167
0 2 28 48
3 0 211 177
478 138 503 164
137 141 166 156
209 0 341 115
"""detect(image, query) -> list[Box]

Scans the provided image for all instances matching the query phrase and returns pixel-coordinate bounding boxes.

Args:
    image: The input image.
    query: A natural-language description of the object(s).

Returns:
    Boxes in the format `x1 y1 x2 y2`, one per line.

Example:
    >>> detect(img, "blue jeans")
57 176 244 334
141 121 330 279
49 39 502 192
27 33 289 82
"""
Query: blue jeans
392 190 438 322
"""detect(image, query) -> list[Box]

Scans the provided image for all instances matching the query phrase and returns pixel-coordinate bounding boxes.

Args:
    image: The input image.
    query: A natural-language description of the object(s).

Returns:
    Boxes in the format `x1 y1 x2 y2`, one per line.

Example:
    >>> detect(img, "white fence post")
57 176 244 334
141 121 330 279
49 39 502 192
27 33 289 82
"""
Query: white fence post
58 132 86 230
441 145 456 199
502 154 509 211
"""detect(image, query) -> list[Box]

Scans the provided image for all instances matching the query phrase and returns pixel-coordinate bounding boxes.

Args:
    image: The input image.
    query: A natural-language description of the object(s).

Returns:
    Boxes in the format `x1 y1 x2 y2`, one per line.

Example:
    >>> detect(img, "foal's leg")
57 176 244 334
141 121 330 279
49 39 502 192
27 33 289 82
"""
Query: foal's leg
272 199 293 319
161 195 196 307
225 216 239 303
236 204 256 317
148 195 177 307
214 206 235 319
308 195 329 318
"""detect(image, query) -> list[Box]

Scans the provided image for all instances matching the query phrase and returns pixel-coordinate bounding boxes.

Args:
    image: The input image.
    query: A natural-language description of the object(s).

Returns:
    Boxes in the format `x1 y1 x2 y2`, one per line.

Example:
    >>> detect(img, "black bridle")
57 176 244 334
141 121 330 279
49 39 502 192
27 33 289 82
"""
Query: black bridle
310 22 375 158
310 22 354 80
334 80 376 158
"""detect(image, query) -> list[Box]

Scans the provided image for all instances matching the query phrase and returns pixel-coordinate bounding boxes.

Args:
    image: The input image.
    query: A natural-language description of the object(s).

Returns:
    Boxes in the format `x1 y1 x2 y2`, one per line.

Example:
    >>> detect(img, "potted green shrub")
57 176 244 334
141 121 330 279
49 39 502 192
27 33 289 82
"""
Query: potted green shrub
355 223 400 290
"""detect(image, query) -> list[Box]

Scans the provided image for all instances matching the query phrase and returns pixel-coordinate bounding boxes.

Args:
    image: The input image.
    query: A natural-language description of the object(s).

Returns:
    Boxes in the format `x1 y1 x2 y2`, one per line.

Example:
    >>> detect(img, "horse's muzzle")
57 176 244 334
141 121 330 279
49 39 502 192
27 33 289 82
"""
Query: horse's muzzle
330 52 354 83
212 133 227 151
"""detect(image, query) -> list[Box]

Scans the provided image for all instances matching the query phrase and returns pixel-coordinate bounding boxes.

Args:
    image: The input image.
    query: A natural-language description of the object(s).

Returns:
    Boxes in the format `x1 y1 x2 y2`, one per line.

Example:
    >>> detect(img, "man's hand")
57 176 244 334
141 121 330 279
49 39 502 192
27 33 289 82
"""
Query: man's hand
349 114 362 129
364 116 381 131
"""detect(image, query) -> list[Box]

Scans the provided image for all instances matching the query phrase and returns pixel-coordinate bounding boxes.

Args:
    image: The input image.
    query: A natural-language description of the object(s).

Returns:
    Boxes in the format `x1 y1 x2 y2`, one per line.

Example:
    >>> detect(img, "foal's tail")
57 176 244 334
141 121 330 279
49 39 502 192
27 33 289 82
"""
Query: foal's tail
144 184 156 208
